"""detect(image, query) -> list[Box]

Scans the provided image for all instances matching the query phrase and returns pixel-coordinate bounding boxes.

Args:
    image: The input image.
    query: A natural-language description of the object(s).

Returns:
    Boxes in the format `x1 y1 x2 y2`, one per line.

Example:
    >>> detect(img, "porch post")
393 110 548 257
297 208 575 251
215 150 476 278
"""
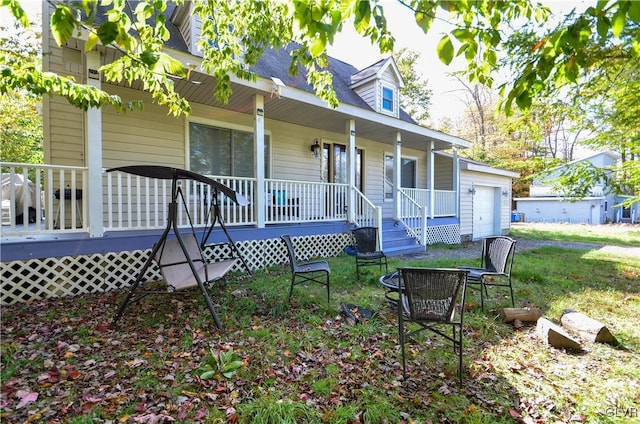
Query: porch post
453 147 459 217
85 50 103 237
347 119 356 223
394 132 402 221
254 94 266 228
427 140 435 219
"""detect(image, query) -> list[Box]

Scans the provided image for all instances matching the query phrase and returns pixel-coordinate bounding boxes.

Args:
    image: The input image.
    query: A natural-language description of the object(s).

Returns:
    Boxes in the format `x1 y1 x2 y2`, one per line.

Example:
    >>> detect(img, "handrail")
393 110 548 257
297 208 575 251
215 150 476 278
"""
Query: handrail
398 188 426 245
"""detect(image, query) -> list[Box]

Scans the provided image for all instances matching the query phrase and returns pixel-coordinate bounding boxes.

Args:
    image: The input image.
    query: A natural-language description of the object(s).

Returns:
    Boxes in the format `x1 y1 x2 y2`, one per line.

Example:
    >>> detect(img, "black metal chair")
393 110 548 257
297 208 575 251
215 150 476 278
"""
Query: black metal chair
281 234 330 304
352 226 387 280
397 267 468 384
459 236 516 311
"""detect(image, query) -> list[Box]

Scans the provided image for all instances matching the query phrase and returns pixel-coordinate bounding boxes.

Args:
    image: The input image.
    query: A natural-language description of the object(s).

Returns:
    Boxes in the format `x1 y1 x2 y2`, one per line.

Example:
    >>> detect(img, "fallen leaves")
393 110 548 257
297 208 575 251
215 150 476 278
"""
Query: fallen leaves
15 390 38 409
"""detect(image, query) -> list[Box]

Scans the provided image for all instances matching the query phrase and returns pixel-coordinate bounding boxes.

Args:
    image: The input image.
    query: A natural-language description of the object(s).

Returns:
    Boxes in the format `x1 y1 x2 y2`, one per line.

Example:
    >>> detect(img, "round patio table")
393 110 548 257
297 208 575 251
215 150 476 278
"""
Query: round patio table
379 270 403 305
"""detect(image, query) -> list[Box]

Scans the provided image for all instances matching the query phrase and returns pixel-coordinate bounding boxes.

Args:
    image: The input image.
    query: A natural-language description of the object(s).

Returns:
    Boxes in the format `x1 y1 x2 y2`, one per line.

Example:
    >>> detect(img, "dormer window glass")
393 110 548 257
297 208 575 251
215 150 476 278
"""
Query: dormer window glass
382 86 394 112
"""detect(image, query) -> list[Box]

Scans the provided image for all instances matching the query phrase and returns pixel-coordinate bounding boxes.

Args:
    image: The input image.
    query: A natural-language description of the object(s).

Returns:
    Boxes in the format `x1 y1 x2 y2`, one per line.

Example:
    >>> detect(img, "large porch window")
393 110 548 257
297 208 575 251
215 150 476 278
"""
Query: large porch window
384 154 416 200
188 122 270 177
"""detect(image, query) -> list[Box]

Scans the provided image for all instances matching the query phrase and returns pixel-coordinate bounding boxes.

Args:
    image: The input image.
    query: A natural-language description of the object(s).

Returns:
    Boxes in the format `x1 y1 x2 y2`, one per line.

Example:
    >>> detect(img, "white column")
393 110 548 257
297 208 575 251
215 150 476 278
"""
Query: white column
346 119 356 223
85 50 103 237
254 94 266 228
453 147 460 217
427 140 434 219
394 132 402 220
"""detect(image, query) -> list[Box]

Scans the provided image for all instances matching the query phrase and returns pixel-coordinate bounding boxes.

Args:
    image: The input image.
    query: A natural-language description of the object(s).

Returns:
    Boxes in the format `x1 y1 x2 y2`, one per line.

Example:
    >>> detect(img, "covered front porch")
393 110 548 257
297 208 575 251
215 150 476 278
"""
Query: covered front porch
1 161 459 251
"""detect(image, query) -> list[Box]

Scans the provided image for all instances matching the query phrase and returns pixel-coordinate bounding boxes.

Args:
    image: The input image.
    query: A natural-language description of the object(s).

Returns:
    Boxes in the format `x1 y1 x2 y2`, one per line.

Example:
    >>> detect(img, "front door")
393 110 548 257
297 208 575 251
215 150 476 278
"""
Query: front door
322 143 363 217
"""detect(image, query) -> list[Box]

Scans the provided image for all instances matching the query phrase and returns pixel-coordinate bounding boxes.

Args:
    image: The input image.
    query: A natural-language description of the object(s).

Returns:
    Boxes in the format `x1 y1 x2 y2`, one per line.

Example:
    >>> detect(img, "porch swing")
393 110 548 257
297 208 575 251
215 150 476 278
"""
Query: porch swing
108 165 251 331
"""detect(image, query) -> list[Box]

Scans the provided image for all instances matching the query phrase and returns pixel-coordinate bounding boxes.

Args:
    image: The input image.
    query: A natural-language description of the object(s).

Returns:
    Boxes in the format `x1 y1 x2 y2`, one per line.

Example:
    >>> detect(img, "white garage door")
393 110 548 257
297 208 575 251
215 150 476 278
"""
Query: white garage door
473 186 497 239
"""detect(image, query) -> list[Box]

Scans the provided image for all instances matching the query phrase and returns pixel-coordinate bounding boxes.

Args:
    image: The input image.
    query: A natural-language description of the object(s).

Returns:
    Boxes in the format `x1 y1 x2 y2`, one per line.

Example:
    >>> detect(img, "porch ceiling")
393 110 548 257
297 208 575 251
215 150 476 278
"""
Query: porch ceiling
101 45 466 152
173 75 461 152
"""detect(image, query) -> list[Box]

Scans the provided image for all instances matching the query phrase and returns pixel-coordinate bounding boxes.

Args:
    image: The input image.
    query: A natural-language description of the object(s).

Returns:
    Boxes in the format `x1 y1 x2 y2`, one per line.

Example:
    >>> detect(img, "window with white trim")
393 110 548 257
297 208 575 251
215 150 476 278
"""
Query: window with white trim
189 122 270 177
382 86 394 113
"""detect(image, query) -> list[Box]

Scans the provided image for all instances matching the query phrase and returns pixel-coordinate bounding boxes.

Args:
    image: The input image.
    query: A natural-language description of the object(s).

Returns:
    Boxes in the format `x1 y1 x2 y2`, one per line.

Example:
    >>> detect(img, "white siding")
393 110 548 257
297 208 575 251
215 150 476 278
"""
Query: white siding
102 86 185 168
353 83 376 110
516 198 606 224
434 155 453 190
45 42 85 166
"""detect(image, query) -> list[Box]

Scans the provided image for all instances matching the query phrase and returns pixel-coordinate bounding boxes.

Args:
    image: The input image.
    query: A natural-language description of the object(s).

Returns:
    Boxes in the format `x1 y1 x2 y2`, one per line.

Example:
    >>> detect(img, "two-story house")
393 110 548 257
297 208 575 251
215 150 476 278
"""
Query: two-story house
1 2 518 305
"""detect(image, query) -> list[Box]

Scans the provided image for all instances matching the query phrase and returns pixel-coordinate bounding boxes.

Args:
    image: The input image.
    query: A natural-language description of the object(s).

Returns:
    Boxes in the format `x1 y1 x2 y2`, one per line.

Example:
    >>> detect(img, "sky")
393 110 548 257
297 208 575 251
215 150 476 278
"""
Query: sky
327 1 589 126
327 1 467 126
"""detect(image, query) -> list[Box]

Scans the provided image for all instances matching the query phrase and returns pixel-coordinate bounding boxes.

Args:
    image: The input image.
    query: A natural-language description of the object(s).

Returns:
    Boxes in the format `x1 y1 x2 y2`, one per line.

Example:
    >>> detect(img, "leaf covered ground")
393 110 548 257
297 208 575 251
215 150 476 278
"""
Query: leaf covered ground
2 232 639 423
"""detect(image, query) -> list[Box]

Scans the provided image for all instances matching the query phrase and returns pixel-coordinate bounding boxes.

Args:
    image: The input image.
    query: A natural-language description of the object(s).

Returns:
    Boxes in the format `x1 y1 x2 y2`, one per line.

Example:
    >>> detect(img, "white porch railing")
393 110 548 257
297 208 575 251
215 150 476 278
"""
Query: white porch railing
265 179 349 223
401 187 457 217
2 162 454 237
351 187 380 228
398 188 427 246
1 162 87 234
104 171 256 230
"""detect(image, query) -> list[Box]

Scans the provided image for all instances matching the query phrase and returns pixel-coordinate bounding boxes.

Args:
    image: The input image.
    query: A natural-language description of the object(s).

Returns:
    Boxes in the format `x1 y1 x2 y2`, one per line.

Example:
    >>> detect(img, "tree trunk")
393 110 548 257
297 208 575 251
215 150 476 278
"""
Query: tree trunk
560 310 618 345
536 317 582 350
499 307 542 322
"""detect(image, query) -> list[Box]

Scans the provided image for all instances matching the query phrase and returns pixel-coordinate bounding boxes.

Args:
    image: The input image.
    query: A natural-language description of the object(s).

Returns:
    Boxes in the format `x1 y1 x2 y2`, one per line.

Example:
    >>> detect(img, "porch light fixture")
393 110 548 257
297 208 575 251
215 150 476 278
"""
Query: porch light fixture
468 187 476 195
311 139 321 158
271 77 285 98
502 190 509 197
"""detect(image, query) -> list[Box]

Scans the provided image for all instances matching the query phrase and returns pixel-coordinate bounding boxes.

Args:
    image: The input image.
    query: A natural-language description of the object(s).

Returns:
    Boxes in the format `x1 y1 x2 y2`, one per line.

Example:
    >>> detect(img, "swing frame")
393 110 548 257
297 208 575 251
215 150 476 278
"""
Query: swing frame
108 165 250 331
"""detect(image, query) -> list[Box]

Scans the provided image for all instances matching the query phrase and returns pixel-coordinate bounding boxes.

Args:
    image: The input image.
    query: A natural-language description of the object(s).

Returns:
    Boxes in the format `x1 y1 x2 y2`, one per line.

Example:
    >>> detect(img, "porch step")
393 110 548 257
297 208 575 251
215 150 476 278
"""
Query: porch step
380 219 425 257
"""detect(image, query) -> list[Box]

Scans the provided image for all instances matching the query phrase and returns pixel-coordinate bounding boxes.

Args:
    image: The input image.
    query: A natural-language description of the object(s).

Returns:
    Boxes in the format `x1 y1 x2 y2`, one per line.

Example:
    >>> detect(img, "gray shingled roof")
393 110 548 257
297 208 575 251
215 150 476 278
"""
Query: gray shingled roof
92 2 417 125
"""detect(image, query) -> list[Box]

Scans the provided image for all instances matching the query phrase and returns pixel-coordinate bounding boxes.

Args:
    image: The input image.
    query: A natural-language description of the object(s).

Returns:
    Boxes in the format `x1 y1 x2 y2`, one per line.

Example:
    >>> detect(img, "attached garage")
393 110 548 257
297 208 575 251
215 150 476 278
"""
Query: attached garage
458 157 519 242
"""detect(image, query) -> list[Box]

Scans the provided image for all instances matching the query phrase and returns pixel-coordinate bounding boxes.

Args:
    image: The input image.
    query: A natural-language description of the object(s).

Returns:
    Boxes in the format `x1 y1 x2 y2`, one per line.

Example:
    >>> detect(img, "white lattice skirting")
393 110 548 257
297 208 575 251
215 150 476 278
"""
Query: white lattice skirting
427 224 461 245
1 233 353 305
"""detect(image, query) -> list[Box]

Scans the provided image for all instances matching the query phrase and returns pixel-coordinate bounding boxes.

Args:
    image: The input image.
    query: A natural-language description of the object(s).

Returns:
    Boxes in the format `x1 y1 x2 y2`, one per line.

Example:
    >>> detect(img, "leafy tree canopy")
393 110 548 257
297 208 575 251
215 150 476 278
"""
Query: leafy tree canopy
2 0 638 117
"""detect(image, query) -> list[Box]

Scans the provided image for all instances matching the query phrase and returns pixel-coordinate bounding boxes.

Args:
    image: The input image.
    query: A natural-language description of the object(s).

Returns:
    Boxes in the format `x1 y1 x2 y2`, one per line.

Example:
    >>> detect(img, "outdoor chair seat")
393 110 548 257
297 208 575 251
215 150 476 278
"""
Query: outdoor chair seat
458 236 516 311
156 234 236 292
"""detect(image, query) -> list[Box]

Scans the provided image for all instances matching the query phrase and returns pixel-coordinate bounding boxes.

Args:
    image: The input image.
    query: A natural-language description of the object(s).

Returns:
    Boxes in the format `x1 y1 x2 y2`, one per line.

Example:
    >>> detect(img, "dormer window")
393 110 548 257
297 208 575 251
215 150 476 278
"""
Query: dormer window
382 86 394 112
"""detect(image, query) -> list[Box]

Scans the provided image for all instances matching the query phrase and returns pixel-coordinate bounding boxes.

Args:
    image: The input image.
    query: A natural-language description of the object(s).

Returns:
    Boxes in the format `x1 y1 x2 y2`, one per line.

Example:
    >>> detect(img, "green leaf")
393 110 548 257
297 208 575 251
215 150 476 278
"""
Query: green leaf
200 370 216 380
596 18 609 38
85 32 100 52
414 11 433 33
515 90 532 110
223 360 243 372
50 5 77 46
630 1 640 23
437 35 454 65
310 36 326 58
5 0 29 27
97 21 119 45
611 9 626 37
353 0 371 33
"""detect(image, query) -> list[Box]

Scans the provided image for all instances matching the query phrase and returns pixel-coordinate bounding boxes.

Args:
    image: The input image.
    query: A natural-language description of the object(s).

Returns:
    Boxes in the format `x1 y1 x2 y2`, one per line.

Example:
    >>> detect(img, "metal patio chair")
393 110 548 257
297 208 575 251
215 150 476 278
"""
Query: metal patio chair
352 226 388 280
281 234 331 304
397 267 468 384
459 236 516 311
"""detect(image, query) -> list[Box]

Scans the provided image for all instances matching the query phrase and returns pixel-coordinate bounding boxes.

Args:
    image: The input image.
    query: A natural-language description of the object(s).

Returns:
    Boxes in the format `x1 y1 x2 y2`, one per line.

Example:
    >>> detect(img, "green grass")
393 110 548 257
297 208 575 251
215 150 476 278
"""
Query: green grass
510 222 640 247
1 224 639 423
